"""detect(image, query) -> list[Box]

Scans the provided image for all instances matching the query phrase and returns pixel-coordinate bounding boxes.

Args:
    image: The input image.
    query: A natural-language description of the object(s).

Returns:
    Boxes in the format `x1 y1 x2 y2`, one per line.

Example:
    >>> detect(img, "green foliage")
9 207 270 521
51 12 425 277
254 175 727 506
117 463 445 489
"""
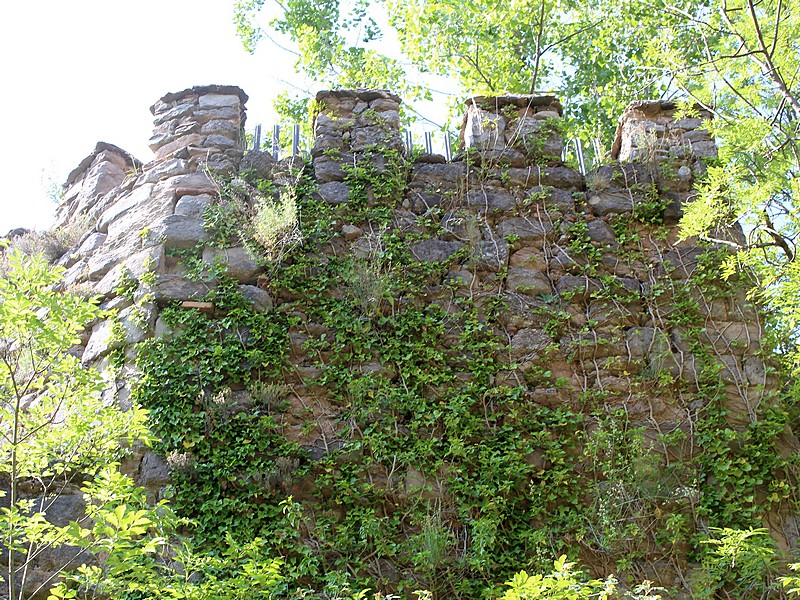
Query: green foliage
341 147 409 218
203 198 248 248
234 0 705 150
251 189 301 261
661 0 800 392
501 556 616 599
236 0 426 102
233 0 800 401
783 563 800 597
694 406 792 527
566 221 602 273
0 251 151 600
691 527 778 599
133 280 300 549
50 469 284 600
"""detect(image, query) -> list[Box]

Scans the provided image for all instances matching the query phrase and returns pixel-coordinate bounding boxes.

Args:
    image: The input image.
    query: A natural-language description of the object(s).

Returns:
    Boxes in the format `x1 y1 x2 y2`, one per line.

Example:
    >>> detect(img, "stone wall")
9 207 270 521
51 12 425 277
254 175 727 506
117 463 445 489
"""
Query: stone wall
22 85 799 597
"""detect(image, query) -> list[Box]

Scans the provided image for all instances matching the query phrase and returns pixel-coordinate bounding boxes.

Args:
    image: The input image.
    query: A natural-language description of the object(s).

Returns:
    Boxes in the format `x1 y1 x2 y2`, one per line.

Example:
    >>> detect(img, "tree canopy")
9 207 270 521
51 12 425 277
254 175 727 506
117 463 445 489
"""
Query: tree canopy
235 0 800 411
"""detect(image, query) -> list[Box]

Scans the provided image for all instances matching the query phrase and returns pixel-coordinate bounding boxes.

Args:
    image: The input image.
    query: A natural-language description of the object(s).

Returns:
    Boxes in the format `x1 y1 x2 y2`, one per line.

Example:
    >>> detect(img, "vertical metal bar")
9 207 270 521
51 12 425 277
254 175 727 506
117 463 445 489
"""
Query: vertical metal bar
444 132 453 162
592 138 604 166
424 131 433 154
574 138 587 175
272 125 280 160
292 124 300 157
404 130 413 154
254 124 262 151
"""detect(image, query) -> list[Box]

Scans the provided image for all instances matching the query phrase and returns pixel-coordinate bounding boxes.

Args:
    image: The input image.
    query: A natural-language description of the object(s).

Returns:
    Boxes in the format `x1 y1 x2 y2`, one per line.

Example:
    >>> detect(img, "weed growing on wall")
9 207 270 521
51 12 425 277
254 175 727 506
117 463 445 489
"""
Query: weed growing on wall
251 191 301 261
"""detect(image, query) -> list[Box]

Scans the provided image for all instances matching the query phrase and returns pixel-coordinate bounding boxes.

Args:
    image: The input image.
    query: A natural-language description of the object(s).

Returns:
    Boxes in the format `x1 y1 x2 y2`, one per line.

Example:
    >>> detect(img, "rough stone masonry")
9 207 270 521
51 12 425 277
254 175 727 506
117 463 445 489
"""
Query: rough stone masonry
13 84 797 596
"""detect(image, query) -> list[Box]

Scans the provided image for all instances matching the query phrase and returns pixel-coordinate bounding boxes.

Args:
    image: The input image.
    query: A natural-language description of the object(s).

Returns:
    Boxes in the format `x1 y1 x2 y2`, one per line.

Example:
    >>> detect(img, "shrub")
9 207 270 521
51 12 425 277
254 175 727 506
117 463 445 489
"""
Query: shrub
250 190 301 261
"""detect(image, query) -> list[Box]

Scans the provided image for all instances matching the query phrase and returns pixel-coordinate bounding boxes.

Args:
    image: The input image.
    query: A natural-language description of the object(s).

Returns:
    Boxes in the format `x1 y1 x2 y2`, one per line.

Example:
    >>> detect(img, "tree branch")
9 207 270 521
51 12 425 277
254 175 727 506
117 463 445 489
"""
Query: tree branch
762 210 796 261
529 0 547 94
721 0 800 116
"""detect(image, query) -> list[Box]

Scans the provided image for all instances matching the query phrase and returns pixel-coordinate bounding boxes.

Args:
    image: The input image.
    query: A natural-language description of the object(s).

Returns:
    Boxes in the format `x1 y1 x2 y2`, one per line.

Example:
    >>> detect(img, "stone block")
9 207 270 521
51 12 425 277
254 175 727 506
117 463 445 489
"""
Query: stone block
534 110 560 120
82 305 151 364
239 150 276 180
42 493 87 527
556 275 601 300
314 154 350 183
87 238 141 281
311 133 346 156
201 119 239 136
202 246 263 283
743 355 769 386
77 232 107 257
153 133 204 159
626 327 663 359
473 147 528 167
238 285 273 312
703 321 762 355
153 274 216 304
511 328 553 358
465 188 516 213
674 117 703 129
137 451 172 488
445 270 476 287
138 158 190 185
205 134 237 148
157 172 217 198
152 101 195 126
96 183 155 234
463 106 506 151
369 98 400 112
410 162 468 188
195 109 241 130
440 211 475 240
473 238 510 271
351 125 401 151
509 247 547 270
409 239 465 262
149 215 209 250
175 194 213 219
587 190 638 216
691 140 718 158
506 268 552 297
505 165 583 190
495 217 554 243
586 219 616 244
198 94 241 108
60 259 90 289
682 129 711 142
341 224 362 241
315 114 356 132
561 332 625 360
317 181 351 205
505 116 563 158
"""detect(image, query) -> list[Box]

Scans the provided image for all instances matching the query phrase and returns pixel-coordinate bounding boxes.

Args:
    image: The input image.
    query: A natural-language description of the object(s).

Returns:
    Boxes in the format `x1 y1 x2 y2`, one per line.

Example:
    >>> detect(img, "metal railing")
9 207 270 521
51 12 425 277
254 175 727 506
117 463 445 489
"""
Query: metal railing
252 124 303 159
250 124 588 175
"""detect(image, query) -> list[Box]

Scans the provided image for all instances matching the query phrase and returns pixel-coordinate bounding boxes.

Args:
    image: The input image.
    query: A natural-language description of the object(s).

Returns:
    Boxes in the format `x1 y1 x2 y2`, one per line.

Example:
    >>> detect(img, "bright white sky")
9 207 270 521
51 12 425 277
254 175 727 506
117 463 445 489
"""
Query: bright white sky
0 0 292 232
0 1 458 235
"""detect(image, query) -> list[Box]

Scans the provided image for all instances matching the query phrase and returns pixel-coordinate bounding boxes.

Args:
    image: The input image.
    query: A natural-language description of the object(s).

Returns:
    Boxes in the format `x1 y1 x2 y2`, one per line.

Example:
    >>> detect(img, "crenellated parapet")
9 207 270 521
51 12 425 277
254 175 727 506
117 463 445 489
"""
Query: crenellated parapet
612 99 716 163
55 86 252 298
460 94 564 165
311 89 403 205
148 84 248 175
